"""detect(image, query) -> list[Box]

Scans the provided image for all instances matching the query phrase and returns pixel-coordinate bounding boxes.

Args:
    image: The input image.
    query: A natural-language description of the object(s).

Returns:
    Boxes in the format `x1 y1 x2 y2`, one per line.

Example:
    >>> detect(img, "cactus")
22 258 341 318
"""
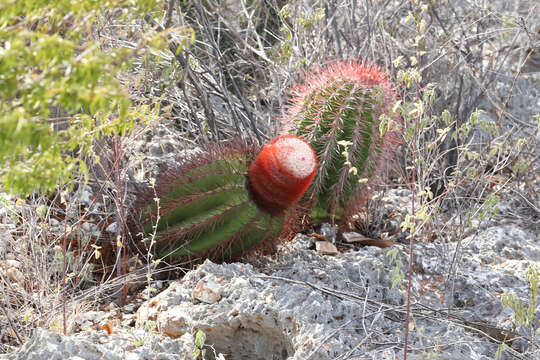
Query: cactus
282 60 401 222
248 135 317 215
132 135 316 263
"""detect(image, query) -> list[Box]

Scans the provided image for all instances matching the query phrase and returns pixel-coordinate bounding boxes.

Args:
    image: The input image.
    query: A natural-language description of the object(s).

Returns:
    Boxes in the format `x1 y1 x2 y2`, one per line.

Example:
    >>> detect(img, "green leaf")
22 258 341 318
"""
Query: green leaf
0 0 173 196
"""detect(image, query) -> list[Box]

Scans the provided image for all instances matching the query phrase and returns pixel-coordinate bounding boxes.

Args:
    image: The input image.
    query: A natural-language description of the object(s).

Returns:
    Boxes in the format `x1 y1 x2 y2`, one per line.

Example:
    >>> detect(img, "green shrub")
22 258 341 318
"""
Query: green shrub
0 0 185 195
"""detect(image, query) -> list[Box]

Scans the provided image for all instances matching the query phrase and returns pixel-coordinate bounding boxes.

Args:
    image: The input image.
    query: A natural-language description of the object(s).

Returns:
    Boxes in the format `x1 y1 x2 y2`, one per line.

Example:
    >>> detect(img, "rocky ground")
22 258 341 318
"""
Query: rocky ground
1 186 538 359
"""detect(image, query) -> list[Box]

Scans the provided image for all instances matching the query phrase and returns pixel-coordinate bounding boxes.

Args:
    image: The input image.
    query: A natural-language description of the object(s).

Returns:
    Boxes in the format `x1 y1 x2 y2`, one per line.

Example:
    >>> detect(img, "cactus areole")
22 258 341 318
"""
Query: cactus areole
247 135 317 215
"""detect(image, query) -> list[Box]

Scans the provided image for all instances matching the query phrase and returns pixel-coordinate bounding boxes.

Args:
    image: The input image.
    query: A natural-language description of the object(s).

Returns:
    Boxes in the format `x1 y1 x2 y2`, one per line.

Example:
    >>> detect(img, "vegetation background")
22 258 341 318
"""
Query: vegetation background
0 0 538 357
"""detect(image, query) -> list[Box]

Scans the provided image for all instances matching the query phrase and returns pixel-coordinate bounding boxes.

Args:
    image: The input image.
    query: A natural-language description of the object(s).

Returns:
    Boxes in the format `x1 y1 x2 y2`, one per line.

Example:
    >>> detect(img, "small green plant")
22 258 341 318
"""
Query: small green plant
500 265 539 354
501 265 539 328
386 248 405 290
282 60 401 223
144 320 157 332
193 330 207 360
131 320 157 347
277 5 325 64
132 135 317 263
494 343 508 360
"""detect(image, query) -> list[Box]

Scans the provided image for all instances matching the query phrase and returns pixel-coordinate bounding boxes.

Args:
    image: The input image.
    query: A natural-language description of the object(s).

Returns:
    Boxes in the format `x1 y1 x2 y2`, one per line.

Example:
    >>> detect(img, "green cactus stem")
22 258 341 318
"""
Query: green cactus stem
283 60 401 222
132 136 316 263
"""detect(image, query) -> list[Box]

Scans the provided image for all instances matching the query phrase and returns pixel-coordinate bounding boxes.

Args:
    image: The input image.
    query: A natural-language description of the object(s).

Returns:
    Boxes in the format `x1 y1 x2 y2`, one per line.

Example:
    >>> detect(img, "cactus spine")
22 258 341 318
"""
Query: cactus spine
283 60 401 221
134 136 316 262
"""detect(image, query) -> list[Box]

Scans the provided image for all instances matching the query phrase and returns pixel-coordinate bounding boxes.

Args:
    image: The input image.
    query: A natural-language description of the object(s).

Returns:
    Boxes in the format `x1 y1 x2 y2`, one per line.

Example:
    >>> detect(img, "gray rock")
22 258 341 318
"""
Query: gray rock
465 225 540 265
0 228 13 257
1 328 194 360
5 225 536 359
132 226 537 359
477 74 539 141
192 278 222 304
315 240 338 255
148 143 163 157
318 223 338 244
105 222 118 234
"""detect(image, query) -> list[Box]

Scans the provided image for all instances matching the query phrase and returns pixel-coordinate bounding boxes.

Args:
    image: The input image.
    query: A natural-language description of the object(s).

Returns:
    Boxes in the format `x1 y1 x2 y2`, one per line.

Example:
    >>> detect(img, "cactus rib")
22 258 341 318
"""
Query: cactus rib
132 136 317 263
283 60 402 222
